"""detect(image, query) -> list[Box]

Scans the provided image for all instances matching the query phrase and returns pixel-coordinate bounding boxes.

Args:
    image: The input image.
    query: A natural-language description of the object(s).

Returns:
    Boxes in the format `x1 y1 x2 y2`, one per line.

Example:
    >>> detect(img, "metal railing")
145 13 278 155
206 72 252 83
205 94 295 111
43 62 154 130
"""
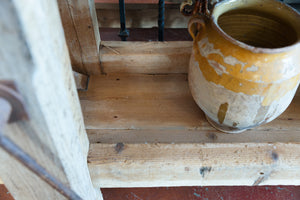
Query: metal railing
117 0 300 42
118 0 165 41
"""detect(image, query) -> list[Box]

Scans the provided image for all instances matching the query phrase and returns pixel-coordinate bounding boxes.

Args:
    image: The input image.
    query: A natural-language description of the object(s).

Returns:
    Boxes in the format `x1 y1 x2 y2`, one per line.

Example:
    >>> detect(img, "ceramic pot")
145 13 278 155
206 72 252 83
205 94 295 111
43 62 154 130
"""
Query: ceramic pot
187 0 300 133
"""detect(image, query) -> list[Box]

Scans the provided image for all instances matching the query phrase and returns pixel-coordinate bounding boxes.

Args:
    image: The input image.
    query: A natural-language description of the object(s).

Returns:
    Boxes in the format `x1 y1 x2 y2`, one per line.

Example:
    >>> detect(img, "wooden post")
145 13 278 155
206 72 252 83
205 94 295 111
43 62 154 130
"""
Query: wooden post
58 0 102 75
0 0 101 199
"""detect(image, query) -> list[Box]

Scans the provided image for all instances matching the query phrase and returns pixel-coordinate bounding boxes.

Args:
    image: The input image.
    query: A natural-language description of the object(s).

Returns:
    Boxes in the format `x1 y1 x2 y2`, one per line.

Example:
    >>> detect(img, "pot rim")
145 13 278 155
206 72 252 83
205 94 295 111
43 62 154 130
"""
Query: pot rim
210 0 300 54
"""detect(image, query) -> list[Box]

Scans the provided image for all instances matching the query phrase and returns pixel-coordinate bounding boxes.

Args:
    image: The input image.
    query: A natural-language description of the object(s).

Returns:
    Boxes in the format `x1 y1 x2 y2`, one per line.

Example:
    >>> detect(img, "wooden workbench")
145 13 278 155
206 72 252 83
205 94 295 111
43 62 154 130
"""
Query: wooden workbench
1 0 299 200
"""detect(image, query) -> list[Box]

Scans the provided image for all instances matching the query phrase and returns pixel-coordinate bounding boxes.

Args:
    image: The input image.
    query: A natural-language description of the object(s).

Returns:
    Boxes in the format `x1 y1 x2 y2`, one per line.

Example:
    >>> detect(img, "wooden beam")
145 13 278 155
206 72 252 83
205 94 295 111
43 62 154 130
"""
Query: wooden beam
88 143 300 188
0 0 101 199
99 41 192 74
58 0 102 75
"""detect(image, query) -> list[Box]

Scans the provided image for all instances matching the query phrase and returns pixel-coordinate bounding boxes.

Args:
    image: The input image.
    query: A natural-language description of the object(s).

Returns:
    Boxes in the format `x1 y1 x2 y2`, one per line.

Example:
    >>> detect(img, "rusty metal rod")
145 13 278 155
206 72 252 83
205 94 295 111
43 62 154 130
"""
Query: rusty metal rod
0 98 82 200
0 135 83 200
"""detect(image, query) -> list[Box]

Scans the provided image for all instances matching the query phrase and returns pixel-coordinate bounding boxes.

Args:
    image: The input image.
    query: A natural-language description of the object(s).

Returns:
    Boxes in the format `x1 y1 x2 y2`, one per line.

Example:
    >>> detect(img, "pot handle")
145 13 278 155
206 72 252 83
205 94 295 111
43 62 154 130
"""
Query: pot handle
188 16 206 41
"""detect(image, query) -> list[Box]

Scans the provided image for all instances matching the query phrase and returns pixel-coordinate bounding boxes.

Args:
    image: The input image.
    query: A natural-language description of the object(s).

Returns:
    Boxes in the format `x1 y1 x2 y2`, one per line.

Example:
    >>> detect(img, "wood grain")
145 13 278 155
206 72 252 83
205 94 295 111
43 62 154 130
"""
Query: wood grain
79 74 200 129
87 127 300 144
0 0 100 199
88 143 300 187
79 74 300 142
81 52 300 189
99 41 192 74
58 0 102 74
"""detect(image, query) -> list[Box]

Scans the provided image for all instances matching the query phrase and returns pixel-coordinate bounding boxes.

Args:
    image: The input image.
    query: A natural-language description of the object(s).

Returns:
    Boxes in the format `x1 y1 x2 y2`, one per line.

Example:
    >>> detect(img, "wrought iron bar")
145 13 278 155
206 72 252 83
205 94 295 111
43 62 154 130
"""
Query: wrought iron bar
158 0 165 41
0 134 83 200
118 0 129 41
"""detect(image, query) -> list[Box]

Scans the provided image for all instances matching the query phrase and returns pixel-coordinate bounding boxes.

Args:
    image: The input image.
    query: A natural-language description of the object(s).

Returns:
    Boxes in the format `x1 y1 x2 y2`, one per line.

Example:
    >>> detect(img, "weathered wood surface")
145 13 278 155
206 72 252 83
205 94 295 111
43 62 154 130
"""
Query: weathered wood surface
99 41 192 74
80 73 300 187
88 143 300 188
79 74 300 135
58 0 102 74
73 71 89 90
0 0 100 199
80 72 299 187
87 126 300 144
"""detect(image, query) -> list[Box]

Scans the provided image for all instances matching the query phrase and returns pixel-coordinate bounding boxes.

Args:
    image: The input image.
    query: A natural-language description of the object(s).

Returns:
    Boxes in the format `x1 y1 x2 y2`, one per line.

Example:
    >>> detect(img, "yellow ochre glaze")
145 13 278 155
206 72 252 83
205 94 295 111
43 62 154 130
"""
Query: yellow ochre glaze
193 24 300 106
204 24 299 82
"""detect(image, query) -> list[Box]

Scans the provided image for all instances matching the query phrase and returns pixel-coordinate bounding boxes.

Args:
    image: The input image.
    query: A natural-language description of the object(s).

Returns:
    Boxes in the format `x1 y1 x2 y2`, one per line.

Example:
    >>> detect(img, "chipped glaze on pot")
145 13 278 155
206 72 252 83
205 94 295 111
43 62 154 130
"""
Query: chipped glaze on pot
188 0 300 133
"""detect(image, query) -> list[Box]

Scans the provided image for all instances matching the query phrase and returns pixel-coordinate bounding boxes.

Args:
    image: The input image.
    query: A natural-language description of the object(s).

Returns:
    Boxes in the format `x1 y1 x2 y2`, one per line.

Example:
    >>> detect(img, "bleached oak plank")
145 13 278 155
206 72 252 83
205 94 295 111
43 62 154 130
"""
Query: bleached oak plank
88 143 300 187
0 0 101 199
99 41 192 74
79 74 300 138
81 73 299 188
87 128 300 144
58 0 102 74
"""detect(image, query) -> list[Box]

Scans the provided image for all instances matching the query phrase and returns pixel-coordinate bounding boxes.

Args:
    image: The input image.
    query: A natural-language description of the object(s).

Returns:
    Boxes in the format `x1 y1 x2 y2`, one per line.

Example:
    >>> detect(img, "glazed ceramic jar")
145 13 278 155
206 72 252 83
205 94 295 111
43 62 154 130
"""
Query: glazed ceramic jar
187 0 300 133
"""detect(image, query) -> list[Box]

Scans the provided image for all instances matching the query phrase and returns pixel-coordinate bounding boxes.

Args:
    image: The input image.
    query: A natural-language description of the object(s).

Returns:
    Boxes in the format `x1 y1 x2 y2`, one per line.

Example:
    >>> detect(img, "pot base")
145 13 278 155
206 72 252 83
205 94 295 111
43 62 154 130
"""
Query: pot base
205 115 247 134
